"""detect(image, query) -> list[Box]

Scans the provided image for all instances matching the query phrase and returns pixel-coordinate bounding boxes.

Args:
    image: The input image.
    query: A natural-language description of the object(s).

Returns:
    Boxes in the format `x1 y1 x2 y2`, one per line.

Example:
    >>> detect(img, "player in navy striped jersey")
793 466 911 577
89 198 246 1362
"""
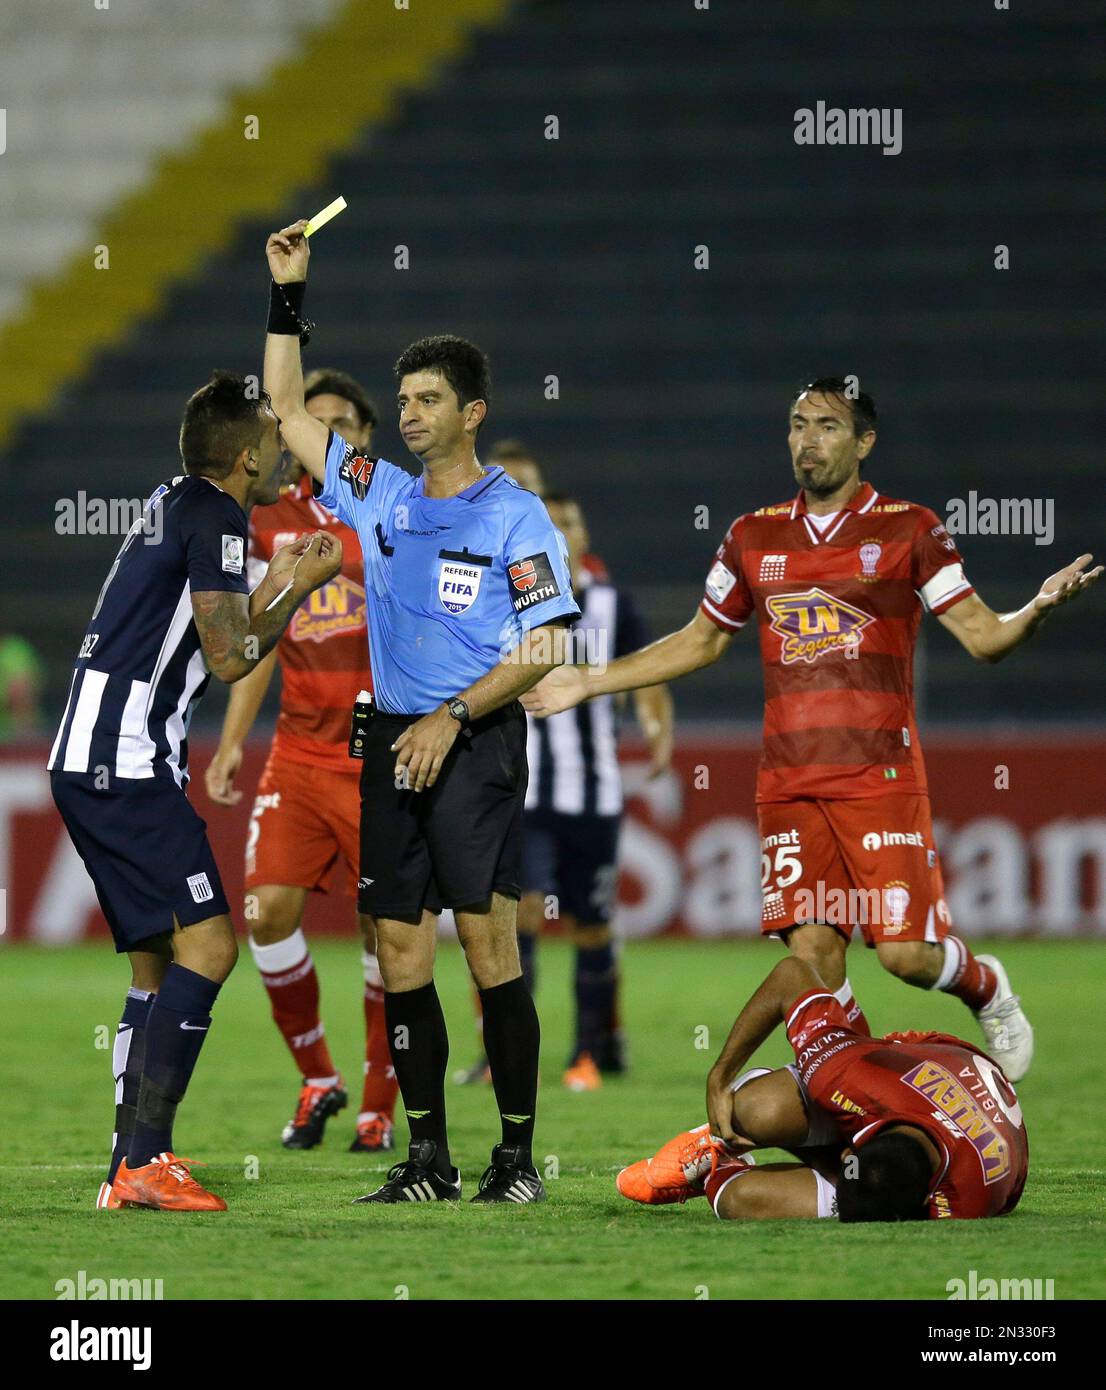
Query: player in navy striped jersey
460 494 673 1090
49 371 342 1211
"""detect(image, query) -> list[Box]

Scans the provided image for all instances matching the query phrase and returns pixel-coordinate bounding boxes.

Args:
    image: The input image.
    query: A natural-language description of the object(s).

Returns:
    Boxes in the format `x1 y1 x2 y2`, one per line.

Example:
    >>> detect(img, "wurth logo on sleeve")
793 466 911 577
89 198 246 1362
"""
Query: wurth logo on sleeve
508 553 560 612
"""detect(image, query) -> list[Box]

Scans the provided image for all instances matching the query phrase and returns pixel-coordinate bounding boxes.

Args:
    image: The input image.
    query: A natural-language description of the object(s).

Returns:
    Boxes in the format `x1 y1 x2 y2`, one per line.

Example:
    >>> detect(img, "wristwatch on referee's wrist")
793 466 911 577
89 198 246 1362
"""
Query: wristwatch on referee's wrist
446 697 471 729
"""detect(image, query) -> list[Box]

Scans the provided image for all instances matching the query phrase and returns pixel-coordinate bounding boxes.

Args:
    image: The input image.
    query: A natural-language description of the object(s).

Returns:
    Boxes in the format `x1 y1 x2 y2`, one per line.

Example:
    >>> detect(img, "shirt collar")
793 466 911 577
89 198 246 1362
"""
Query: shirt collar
790 479 877 520
414 464 505 502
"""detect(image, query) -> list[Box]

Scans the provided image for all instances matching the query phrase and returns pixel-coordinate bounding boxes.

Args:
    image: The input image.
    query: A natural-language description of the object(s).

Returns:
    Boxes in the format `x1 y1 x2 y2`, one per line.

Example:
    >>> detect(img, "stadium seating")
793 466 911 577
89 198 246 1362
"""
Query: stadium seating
2 0 1102 724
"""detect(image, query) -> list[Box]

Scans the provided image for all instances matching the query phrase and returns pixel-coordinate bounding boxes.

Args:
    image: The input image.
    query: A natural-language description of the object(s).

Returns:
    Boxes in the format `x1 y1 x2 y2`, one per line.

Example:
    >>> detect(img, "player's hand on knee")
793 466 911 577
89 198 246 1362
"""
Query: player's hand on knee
706 1073 739 1147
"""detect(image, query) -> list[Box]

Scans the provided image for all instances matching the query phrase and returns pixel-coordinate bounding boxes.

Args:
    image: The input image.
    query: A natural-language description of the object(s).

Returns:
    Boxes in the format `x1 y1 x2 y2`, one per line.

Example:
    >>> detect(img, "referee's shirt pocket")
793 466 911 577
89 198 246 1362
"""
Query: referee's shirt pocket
433 547 492 618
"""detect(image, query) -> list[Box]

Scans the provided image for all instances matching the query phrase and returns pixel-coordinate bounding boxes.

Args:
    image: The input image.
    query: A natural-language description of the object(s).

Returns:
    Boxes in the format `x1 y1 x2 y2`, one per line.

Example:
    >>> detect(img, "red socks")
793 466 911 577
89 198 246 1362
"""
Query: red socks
249 930 338 1085
935 936 998 1012
360 952 397 1121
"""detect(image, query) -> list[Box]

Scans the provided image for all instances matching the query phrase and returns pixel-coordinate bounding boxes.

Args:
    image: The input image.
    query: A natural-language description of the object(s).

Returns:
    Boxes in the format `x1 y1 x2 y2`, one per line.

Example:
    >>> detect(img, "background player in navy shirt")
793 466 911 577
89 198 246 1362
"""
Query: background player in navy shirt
264 220 580 1204
49 372 342 1211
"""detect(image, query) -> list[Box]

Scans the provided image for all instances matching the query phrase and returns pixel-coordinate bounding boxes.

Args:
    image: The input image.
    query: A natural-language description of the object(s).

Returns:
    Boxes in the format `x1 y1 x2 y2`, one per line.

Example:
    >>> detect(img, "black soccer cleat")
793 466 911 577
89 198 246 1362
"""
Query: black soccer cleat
470 1144 547 1204
352 1139 462 1204
595 1031 629 1076
281 1080 348 1150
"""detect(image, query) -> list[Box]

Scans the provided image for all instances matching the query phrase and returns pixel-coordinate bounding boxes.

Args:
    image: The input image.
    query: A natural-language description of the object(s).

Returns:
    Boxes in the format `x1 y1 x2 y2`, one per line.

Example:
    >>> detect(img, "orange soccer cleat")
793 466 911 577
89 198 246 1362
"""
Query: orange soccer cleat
95 1181 122 1210
617 1123 743 1205
563 1052 602 1092
349 1113 395 1153
111 1153 227 1211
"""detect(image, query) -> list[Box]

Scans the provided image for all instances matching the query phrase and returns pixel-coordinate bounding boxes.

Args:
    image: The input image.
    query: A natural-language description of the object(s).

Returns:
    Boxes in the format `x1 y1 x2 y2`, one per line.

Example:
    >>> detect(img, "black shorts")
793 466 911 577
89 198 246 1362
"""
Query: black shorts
520 808 622 925
50 771 230 952
358 702 528 917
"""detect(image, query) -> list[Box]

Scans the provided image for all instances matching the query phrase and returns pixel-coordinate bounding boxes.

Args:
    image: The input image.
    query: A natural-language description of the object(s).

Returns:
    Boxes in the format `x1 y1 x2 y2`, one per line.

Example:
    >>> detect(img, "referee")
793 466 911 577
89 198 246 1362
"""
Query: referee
263 221 581 1204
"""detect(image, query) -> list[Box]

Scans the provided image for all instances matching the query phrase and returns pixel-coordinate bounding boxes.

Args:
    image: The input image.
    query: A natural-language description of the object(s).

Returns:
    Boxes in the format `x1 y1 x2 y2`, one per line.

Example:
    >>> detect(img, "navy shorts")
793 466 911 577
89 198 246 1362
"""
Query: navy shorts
520 808 622 925
358 702 528 918
50 772 230 952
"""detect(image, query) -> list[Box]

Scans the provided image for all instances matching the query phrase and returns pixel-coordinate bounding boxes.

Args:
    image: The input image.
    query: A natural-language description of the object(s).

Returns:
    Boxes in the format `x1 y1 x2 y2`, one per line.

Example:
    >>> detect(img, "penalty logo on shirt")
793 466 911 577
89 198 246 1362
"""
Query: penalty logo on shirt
439 560 483 614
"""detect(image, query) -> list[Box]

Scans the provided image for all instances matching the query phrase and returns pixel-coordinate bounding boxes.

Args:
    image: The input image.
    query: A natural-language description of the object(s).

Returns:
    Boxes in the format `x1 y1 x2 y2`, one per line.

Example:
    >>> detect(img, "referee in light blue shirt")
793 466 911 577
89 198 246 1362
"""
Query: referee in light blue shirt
262 220 580 1205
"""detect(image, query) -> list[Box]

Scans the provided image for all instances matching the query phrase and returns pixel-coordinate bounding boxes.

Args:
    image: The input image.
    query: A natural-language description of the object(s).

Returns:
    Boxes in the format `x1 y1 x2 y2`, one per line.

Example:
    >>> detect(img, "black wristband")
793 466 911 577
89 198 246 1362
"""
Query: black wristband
267 280 313 345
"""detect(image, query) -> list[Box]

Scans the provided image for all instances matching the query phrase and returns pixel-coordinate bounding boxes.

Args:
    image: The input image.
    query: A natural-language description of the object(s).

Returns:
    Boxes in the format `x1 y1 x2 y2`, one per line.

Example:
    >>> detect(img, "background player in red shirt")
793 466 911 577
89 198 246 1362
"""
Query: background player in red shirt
618 955 1029 1222
205 369 399 1152
524 378 1101 1082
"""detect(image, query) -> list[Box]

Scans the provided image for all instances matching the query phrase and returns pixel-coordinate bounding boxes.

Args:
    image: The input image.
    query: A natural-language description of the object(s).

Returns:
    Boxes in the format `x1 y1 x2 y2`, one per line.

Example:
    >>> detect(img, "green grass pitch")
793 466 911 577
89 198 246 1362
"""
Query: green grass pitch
2 936 1103 1301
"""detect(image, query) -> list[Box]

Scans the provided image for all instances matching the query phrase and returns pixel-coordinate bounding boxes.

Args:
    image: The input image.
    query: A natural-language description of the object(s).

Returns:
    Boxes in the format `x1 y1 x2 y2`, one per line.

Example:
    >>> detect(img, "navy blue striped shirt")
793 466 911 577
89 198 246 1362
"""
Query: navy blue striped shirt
48 475 249 787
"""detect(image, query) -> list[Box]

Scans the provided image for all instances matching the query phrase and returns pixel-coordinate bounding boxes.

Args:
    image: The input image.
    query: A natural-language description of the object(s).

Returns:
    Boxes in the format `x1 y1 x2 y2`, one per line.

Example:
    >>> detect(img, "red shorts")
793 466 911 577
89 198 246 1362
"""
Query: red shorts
757 795 952 946
245 755 361 897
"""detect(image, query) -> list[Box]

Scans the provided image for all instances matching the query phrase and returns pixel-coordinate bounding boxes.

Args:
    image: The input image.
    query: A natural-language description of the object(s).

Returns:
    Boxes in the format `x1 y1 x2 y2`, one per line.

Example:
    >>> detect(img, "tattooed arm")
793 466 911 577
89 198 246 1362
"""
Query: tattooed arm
192 532 342 683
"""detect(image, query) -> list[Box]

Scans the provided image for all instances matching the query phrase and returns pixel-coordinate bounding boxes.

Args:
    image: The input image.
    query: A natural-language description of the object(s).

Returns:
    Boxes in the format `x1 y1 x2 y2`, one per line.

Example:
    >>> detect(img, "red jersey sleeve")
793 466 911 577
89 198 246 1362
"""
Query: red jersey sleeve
699 519 754 632
912 508 975 615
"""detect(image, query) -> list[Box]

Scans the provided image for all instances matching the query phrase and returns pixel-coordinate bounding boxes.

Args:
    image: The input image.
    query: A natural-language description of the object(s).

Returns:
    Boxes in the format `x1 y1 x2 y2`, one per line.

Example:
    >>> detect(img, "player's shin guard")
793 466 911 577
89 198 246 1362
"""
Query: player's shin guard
931 936 997 1011
127 965 221 1168
480 977 540 1161
833 977 871 1036
108 988 155 1184
385 982 452 1170
360 952 397 1120
250 929 338 1085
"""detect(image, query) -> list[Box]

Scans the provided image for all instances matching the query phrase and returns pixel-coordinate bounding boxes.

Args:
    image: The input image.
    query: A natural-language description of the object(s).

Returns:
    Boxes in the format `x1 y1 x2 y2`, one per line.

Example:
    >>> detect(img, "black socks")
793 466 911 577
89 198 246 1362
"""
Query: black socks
385 982 453 1175
480 976 540 1163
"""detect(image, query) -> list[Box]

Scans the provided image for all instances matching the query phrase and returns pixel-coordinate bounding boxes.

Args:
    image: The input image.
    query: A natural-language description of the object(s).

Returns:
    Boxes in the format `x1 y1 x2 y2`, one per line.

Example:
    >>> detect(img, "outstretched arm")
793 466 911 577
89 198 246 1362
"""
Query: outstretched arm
521 609 731 717
263 220 329 483
938 552 1101 662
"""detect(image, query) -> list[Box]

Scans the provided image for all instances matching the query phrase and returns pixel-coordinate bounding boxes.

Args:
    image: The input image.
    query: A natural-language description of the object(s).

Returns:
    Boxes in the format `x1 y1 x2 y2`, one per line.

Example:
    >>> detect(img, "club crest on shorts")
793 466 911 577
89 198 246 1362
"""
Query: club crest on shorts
438 560 483 614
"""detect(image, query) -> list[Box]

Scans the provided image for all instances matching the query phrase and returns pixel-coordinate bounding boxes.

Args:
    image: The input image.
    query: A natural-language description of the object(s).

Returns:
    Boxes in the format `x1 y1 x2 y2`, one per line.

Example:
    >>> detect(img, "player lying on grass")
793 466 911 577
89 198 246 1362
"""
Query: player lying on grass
617 956 1028 1221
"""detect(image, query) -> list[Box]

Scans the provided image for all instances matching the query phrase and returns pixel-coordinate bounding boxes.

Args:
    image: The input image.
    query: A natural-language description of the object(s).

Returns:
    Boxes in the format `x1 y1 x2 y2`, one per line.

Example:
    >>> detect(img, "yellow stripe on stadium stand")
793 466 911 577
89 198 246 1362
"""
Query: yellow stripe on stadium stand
304 196 347 238
0 0 513 449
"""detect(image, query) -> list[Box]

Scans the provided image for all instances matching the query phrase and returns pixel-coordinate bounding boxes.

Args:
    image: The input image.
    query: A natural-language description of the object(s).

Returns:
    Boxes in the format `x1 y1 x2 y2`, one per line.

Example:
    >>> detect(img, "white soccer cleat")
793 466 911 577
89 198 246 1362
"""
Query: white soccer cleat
974 954 1034 1082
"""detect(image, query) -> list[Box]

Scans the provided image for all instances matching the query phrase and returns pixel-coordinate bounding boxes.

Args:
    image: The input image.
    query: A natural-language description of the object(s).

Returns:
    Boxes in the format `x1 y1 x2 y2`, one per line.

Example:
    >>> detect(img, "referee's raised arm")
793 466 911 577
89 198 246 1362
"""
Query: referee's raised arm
263 220 330 484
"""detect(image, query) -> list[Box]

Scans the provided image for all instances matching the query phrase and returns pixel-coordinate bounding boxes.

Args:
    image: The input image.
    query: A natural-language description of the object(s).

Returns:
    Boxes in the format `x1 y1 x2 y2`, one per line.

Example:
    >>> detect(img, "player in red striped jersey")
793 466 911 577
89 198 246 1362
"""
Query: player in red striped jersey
524 378 1101 1082
204 369 398 1152
617 956 1029 1222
